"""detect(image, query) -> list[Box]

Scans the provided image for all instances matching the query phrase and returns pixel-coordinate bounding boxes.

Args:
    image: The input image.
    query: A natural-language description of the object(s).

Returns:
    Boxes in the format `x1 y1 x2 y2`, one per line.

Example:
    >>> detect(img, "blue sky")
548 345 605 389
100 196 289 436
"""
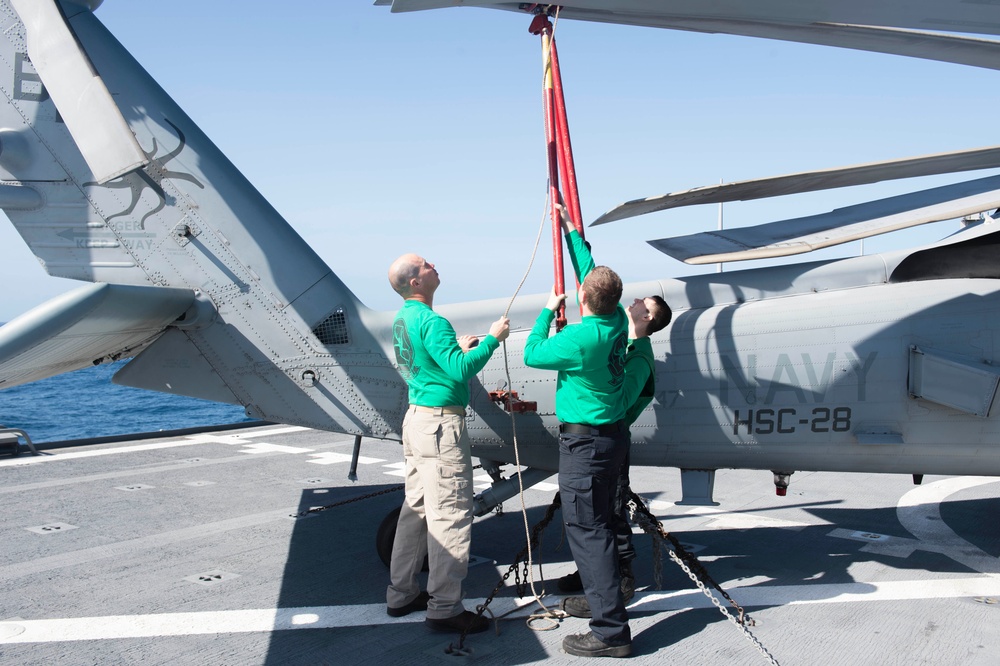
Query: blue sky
2 1 999 320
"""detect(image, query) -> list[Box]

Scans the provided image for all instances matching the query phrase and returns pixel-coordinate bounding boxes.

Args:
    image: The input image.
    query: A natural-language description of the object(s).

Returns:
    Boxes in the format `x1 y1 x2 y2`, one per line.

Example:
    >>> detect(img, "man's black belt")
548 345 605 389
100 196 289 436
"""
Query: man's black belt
559 420 625 437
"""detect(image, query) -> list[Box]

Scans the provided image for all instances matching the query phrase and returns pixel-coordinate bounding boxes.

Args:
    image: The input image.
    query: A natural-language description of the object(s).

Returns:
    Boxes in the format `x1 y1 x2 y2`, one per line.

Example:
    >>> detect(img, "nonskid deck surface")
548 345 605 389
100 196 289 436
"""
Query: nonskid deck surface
1 424 999 665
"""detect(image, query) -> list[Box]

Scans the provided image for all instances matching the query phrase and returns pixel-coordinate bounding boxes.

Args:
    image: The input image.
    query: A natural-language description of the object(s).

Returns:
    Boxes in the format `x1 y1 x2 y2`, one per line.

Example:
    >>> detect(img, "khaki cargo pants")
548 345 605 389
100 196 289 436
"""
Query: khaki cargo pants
386 407 473 619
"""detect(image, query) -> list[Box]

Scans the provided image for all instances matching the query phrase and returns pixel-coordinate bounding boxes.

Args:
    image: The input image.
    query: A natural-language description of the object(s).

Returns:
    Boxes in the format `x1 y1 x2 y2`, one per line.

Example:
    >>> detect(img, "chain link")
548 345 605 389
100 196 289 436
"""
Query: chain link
310 477 781 664
289 484 404 519
448 493 564 653
628 490 750 622
628 491 781 666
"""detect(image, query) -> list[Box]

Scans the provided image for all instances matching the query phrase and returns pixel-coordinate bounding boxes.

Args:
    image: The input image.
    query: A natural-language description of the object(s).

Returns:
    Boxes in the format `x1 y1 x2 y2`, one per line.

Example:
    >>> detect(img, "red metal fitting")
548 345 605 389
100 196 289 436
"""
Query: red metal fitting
489 390 537 413
529 14 552 35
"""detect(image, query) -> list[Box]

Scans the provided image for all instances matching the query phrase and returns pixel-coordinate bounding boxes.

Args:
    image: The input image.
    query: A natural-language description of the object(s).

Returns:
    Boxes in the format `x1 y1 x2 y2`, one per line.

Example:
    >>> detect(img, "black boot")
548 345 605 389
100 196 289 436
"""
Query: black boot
557 569 583 593
562 632 631 658
620 561 635 604
561 595 592 618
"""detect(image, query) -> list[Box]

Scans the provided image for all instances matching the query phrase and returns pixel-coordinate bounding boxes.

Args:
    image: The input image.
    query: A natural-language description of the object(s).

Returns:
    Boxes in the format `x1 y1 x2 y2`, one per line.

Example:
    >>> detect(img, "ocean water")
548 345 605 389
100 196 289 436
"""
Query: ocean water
0 360 252 443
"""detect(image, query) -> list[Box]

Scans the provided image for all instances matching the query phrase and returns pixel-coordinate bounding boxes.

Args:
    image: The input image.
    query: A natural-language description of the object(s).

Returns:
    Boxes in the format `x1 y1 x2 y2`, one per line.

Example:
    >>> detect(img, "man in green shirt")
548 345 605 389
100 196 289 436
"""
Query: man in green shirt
523 208 632 658
560 293 672 616
615 294 672 577
385 253 510 635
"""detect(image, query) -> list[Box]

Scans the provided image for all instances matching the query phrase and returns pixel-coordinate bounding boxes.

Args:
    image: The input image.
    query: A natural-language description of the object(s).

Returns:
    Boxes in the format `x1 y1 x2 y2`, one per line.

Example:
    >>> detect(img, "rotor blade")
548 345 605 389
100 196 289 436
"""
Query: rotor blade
614 19 1000 72
648 175 1000 264
382 3 1000 70
593 145 1000 227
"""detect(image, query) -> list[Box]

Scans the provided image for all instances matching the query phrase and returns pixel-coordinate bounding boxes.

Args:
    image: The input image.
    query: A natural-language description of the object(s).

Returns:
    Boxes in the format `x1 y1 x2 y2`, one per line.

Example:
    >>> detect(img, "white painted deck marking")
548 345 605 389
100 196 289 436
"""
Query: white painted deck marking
471 475 559 493
897 476 1000 574
4 577 1000 644
382 462 406 478
0 439 204 467
638 574 1000 610
237 443 312 455
704 513 809 531
237 426 310 438
307 452 384 466
0 426 311 468
648 500 725 515
186 434 257 445
189 427 310 442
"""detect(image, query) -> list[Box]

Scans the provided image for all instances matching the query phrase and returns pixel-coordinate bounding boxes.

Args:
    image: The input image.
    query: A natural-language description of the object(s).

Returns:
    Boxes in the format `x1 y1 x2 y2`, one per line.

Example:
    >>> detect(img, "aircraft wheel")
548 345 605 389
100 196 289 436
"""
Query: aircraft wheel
376 507 401 568
376 505 428 571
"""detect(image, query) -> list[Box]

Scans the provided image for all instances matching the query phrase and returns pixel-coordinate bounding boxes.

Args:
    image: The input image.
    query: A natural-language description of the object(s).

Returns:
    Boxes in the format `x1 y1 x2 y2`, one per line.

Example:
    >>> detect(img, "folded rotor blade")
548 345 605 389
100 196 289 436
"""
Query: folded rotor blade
648 175 1000 264
593 145 1000 226
10 0 148 183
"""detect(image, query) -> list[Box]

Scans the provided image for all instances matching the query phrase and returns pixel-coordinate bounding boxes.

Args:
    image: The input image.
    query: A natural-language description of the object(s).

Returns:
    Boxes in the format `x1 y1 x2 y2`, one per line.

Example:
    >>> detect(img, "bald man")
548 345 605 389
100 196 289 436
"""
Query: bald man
385 253 509 635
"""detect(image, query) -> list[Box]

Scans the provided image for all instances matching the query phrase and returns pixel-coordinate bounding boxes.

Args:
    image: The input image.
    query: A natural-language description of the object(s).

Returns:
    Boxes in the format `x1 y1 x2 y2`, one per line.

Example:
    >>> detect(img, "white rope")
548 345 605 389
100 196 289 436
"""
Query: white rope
497 187 564 626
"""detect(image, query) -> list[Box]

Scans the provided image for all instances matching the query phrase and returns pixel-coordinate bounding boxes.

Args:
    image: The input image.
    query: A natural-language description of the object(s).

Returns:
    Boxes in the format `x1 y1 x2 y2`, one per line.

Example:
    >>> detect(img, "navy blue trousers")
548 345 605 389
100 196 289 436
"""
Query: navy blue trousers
611 438 635 566
558 429 631 645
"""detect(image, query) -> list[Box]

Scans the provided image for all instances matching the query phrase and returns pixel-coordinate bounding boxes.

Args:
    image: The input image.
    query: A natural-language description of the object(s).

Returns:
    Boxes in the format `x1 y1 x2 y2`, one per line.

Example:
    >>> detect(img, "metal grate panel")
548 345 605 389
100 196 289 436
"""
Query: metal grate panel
314 309 350 345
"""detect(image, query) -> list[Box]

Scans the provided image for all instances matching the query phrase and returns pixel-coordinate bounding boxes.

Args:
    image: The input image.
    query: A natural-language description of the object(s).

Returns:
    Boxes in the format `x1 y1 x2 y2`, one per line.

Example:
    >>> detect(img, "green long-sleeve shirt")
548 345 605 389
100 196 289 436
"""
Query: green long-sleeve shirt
523 229 627 425
623 336 655 426
392 300 499 407
565 229 595 286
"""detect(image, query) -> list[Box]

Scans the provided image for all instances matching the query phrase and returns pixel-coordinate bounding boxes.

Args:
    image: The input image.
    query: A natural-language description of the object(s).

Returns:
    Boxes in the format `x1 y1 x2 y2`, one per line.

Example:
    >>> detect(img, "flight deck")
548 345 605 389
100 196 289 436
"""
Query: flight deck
2 423 999 665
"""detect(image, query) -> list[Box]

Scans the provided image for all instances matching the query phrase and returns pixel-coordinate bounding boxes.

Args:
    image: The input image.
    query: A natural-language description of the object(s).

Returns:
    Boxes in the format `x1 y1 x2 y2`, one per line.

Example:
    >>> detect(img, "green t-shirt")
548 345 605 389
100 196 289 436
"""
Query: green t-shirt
392 300 499 408
623 336 655 426
523 229 627 425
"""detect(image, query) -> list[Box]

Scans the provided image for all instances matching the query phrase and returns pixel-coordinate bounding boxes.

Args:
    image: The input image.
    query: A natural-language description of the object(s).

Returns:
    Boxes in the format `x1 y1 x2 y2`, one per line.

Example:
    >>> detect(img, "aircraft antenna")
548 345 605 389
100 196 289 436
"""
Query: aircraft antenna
718 178 725 273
